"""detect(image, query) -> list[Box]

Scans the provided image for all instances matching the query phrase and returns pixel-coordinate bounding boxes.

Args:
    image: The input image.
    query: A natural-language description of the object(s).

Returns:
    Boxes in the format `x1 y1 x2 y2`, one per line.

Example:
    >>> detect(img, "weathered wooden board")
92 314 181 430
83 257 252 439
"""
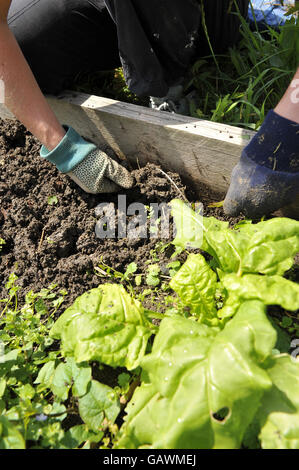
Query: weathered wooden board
0 91 255 194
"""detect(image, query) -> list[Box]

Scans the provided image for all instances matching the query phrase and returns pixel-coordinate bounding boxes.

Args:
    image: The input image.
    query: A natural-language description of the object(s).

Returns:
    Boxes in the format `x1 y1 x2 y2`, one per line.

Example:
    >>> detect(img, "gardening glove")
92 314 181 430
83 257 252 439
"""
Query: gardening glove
40 126 134 194
223 110 299 219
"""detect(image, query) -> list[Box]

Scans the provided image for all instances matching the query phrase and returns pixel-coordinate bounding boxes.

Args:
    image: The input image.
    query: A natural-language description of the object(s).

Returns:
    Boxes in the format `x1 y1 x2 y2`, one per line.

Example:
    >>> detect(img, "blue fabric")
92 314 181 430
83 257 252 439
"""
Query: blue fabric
223 110 299 217
248 0 294 28
243 110 299 173
40 126 96 173
223 153 299 217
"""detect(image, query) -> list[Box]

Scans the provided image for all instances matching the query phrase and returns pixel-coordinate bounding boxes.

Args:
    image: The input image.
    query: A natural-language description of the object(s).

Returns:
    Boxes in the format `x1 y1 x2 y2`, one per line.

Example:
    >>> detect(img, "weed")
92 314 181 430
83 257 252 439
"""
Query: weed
186 1 299 129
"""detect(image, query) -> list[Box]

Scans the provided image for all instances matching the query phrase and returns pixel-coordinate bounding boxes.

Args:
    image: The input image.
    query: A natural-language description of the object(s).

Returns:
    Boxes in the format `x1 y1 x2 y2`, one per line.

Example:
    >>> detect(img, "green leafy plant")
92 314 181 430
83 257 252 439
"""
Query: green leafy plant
145 264 161 287
47 195 58 206
116 300 299 449
0 278 124 449
50 284 155 370
1 200 298 449
187 2 299 129
0 238 5 253
171 199 299 277
167 260 181 278
113 201 299 449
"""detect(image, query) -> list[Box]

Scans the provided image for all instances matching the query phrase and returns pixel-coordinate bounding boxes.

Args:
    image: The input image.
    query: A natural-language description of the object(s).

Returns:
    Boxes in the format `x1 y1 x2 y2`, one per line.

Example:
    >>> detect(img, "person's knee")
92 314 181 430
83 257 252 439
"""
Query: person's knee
8 0 69 93
7 0 120 95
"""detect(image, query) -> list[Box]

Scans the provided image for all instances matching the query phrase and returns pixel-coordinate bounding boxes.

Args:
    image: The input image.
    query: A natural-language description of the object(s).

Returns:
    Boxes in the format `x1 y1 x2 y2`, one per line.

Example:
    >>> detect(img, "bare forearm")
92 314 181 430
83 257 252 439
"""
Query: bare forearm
275 67 299 124
0 22 65 150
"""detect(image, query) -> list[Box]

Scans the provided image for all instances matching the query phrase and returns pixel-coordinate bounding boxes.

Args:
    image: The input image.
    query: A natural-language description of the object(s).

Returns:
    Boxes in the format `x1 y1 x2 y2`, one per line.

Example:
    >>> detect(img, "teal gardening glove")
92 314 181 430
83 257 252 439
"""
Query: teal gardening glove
40 126 134 193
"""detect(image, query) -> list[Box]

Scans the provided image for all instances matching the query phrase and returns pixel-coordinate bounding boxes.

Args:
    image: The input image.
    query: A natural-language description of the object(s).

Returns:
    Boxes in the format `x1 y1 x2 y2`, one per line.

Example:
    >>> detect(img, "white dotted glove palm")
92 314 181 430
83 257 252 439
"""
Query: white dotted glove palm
40 126 134 194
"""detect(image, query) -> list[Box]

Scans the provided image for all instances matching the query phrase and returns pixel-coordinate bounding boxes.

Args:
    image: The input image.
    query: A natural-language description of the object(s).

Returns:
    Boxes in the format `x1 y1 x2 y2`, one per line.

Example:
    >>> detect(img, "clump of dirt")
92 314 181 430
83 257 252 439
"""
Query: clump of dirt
0 119 239 309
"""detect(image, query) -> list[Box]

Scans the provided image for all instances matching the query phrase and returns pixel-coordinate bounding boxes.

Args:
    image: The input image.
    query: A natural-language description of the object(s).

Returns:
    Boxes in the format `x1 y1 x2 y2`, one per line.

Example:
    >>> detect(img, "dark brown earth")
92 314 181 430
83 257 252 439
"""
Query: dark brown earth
0 119 297 446
0 118 243 310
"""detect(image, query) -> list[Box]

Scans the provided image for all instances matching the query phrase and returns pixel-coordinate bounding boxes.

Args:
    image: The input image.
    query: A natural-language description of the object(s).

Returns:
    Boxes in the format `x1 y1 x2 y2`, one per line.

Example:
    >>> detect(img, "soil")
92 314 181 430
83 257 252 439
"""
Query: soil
0 118 251 312
0 118 297 445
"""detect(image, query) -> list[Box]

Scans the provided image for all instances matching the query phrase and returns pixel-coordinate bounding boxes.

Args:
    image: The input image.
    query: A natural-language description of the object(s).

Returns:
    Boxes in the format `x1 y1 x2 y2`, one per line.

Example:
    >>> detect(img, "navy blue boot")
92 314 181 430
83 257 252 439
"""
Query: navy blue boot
223 110 299 218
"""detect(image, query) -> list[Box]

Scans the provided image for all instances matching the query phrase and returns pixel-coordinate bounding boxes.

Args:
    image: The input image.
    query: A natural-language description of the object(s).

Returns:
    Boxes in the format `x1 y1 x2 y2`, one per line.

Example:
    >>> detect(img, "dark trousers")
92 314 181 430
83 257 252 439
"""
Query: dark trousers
8 0 121 94
8 0 249 96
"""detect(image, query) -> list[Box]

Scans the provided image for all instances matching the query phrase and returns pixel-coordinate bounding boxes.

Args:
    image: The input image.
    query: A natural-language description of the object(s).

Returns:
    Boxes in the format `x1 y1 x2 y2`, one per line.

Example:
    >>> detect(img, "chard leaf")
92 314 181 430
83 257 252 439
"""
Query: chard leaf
0 416 25 449
236 218 299 275
258 356 299 449
78 380 120 432
114 383 165 450
205 217 299 276
50 288 104 340
170 200 299 276
170 199 228 251
219 273 299 319
50 284 153 370
116 300 275 449
169 253 218 325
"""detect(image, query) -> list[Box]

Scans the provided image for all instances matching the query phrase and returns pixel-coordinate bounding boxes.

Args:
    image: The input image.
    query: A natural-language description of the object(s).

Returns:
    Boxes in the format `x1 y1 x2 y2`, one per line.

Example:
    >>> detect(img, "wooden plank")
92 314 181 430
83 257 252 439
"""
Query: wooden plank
48 92 255 195
0 91 255 194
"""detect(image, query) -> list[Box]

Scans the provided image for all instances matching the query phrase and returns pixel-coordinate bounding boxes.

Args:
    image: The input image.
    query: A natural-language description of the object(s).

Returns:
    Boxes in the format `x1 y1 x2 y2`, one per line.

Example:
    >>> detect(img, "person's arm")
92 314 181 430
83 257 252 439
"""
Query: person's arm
0 1 66 150
0 2 134 193
0 0 12 19
275 68 299 125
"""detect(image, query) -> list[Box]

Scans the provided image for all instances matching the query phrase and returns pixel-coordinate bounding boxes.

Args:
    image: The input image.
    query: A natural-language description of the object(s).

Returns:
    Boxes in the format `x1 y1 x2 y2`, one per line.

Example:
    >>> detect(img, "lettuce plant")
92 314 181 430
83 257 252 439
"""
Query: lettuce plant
49 200 299 449
113 201 299 448
2 201 297 449
171 199 299 276
116 301 299 449
50 284 155 370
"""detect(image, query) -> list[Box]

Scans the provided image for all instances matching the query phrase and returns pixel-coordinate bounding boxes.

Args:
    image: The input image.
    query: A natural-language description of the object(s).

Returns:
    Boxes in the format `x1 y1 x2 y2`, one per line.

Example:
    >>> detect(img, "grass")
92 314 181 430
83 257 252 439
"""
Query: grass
71 1 299 131
186 1 299 130
71 68 147 107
